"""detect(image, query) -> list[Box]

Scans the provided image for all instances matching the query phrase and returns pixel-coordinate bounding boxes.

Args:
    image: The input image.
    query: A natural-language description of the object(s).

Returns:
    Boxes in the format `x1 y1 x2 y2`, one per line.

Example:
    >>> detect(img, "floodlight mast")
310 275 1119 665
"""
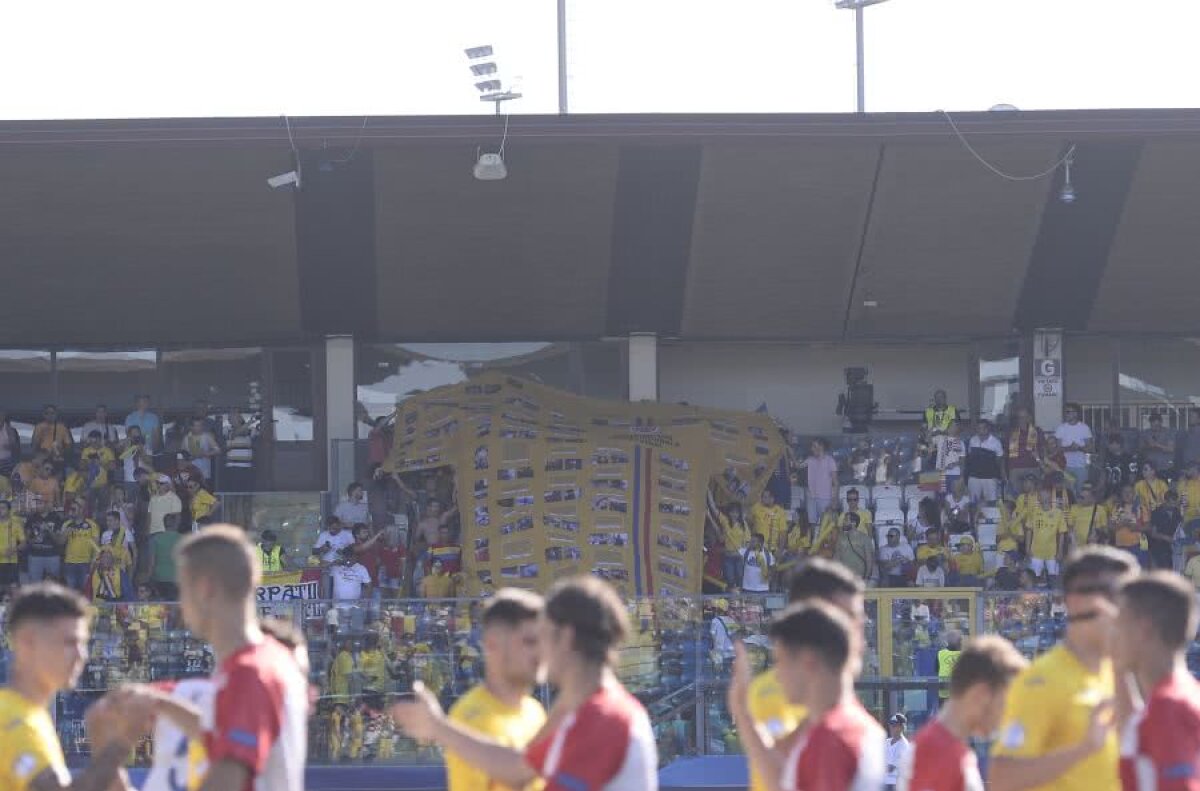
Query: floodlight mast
465 45 523 115
834 0 894 113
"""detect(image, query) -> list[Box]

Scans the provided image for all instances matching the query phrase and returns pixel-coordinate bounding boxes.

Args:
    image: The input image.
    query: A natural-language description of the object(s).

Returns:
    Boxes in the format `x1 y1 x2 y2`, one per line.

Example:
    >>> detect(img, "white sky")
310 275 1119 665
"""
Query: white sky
3 0 1200 119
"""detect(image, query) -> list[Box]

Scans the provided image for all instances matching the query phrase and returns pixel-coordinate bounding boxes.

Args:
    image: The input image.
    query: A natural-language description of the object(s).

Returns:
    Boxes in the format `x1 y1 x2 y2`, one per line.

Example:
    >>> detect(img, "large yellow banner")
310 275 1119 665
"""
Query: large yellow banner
384 373 785 597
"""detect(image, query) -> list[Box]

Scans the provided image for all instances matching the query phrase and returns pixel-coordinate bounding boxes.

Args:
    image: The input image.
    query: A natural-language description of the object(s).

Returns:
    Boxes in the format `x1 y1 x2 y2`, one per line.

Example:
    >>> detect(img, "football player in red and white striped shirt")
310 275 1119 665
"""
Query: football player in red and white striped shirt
898 635 1027 791
1115 571 1200 791
729 601 885 791
392 575 658 790
145 525 309 791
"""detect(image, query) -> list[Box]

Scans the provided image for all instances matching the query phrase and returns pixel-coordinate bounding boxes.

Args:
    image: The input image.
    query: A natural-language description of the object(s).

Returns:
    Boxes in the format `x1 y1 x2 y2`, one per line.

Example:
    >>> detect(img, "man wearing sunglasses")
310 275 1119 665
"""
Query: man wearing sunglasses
990 546 1137 791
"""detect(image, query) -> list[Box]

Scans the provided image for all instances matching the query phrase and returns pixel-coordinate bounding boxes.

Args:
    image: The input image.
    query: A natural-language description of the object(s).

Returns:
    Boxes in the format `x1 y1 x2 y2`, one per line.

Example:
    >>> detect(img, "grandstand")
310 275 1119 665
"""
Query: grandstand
3 109 1200 787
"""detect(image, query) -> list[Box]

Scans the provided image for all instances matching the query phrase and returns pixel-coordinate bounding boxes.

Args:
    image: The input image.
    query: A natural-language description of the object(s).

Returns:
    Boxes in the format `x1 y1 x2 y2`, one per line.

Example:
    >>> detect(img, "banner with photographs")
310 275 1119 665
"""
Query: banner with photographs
383 373 785 597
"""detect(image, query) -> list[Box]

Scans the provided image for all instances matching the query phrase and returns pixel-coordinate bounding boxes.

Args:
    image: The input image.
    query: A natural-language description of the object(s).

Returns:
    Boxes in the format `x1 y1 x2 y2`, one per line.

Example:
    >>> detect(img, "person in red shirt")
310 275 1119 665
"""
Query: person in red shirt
898 635 1028 791
729 601 884 791
1115 571 1200 791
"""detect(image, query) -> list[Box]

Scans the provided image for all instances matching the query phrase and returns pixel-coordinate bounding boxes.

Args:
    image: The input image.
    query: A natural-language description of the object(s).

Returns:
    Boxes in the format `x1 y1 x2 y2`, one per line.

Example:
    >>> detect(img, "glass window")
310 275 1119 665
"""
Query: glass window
1064 336 1115 432
55 351 158 421
160 348 264 412
0 350 52 441
1118 338 1200 431
355 342 627 436
272 350 315 442
978 340 1021 430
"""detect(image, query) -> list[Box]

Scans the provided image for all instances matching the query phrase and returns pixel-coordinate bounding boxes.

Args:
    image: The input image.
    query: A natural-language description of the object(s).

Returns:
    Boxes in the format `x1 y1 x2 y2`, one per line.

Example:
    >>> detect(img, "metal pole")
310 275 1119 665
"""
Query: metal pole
855 5 866 112
557 0 569 114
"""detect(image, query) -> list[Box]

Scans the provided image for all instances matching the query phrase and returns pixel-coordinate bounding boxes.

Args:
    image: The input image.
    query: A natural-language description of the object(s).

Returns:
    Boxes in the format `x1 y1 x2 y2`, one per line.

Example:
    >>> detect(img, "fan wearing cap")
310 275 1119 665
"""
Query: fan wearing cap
884 713 910 791
898 636 1027 791
989 546 1138 791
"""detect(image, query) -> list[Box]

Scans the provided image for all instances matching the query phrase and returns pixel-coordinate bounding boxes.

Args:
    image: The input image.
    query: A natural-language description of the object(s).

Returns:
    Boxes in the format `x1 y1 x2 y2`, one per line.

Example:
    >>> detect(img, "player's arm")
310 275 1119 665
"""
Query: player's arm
197 761 250 791
989 698 1113 791
391 682 538 789
28 744 129 791
727 642 786 791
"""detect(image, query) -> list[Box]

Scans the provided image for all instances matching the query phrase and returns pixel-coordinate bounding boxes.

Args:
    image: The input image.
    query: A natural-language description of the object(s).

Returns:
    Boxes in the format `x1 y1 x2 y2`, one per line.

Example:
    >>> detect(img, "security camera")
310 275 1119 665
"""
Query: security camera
267 170 301 189
473 153 507 181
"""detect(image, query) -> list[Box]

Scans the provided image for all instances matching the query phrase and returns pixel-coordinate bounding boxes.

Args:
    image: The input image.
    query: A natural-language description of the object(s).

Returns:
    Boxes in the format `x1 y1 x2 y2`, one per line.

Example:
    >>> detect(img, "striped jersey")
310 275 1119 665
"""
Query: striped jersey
1120 671 1200 791
524 682 658 791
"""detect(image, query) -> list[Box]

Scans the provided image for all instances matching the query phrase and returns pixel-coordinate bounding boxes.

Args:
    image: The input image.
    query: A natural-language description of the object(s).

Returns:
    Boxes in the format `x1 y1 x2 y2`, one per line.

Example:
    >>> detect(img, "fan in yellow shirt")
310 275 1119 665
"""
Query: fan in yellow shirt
990 546 1137 791
749 491 789 555
1 582 153 790
996 498 1023 554
745 558 865 791
1026 492 1068 580
1068 485 1109 549
444 589 546 791
1178 462 1200 524
79 433 116 489
0 500 26 583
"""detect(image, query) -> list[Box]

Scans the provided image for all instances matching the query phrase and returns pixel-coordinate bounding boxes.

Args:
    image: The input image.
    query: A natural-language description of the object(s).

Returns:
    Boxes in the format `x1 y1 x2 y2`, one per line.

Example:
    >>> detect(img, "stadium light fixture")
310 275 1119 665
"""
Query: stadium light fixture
834 0 895 112
465 45 523 116
1060 151 1076 204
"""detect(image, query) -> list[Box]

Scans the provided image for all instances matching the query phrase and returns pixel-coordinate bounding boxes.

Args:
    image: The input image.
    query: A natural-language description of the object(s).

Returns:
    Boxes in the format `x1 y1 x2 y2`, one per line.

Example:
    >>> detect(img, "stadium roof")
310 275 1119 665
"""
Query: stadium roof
2 109 1198 347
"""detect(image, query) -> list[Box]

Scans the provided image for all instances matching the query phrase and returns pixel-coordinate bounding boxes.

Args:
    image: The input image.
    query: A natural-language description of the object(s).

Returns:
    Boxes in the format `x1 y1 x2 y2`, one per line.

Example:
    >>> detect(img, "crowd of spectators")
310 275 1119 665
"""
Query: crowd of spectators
0 396 243 602
703 396 1200 594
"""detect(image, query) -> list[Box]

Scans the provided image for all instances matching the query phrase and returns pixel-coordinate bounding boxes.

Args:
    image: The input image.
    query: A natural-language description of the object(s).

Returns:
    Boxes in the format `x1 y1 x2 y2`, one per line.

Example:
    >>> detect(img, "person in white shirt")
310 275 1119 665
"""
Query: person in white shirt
334 482 370 526
313 516 356 563
739 532 773 593
708 600 737 670
1054 402 1094 496
935 421 967 492
966 420 1005 504
330 548 373 632
884 713 910 791
879 528 915 587
79 404 122 446
916 555 946 588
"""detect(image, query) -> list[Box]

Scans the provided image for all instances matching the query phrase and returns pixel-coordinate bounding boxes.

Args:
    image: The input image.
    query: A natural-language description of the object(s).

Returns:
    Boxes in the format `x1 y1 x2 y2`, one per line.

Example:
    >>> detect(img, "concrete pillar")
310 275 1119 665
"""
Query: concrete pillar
628 334 658 402
1032 329 1064 431
325 336 357 493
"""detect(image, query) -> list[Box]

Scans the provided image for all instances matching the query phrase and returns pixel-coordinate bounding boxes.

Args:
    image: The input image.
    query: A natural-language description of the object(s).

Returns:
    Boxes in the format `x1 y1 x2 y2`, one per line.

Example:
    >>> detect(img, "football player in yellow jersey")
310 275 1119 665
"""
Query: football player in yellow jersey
990 546 1138 791
446 587 547 791
1 582 152 791
745 558 866 791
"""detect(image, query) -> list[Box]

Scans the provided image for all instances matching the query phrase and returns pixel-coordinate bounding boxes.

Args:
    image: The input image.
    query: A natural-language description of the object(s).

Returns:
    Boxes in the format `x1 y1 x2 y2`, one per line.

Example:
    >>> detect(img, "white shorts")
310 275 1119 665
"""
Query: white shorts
1030 557 1060 577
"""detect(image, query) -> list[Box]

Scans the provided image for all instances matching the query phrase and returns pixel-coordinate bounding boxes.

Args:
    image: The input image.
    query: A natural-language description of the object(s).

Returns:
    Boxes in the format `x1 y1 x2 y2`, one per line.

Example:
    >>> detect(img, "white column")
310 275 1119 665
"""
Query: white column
325 336 357 492
628 333 658 402
1032 329 1064 431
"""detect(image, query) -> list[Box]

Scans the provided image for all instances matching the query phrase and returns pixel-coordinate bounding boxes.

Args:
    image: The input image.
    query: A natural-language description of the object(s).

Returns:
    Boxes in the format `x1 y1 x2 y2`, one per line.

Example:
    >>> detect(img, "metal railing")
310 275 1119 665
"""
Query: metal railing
10 588 1182 770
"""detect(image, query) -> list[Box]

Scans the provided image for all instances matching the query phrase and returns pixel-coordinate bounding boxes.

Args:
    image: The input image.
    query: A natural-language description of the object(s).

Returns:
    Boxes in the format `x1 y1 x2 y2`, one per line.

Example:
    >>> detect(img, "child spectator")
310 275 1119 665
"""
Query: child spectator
420 559 455 598
1148 490 1182 570
90 547 123 601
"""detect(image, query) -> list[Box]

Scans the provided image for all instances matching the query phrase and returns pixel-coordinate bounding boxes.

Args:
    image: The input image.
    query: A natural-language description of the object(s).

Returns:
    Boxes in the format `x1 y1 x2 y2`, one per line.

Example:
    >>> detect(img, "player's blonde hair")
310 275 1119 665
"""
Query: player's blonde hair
175 524 261 599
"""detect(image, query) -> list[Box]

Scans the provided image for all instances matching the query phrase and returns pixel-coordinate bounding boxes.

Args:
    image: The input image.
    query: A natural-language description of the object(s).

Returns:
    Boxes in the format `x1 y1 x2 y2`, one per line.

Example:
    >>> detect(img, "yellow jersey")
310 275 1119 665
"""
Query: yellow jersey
992 644 1118 791
750 504 789 553
445 685 546 791
189 488 218 521
0 688 69 790
720 514 749 553
79 446 115 488
1135 478 1168 513
0 517 26 565
1067 504 1109 548
1027 507 1066 561
746 669 808 791
63 520 99 564
1179 478 1200 522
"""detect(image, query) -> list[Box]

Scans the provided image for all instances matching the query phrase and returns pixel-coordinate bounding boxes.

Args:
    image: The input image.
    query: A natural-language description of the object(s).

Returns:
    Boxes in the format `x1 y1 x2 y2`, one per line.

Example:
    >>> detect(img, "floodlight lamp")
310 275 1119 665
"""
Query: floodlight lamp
470 62 498 77
1060 153 1076 205
464 45 494 60
475 80 503 94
